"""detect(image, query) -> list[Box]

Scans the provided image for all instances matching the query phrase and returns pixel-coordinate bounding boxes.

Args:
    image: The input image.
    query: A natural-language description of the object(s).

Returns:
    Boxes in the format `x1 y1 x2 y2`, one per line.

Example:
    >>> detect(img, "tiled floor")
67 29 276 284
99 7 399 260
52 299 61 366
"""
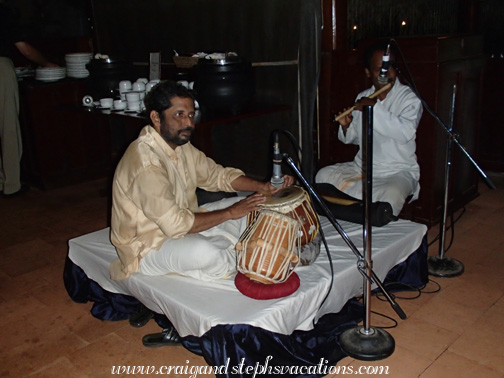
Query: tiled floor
0 172 503 377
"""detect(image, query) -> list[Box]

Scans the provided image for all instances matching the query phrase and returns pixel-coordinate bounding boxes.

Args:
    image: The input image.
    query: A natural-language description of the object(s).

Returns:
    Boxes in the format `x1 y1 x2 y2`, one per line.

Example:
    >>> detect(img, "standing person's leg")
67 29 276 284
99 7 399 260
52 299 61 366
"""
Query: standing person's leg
0 58 23 195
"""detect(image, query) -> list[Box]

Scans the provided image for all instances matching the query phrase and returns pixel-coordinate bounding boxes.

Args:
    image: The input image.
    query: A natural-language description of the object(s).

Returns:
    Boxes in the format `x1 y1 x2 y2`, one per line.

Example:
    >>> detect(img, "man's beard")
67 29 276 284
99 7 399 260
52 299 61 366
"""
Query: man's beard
161 126 194 146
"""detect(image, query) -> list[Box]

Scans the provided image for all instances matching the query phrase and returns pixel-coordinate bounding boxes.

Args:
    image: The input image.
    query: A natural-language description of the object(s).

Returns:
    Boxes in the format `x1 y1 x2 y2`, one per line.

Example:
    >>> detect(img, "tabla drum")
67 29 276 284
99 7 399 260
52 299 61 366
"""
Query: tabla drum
236 209 301 284
248 186 319 246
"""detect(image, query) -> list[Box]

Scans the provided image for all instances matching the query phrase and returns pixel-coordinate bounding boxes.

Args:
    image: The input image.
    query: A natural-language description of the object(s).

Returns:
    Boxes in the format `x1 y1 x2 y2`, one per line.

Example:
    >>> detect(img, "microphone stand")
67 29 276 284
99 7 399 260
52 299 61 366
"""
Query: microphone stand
396 66 496 277
429 85 464 277
283 106 398 360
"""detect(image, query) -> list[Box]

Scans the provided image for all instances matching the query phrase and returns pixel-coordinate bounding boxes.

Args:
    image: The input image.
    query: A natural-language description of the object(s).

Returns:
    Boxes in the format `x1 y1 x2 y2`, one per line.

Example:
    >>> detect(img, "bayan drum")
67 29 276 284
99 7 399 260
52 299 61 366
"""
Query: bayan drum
236 210 301 284
248 186 319 246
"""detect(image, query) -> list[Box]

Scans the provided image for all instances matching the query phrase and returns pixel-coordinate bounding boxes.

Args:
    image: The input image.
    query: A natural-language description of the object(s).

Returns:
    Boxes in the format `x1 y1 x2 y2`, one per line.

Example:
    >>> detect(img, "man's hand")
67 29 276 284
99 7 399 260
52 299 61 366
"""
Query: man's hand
353 97 377 111
227 193 266 219
190 193 266 233
230 174 295 198
282 174 295 187
191 175 295 233
259 174 295 195
337 107 354 128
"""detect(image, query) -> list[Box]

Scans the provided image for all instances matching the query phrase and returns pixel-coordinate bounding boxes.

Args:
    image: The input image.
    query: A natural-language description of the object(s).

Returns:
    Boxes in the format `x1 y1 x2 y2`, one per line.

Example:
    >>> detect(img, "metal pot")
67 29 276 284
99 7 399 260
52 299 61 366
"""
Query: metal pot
193 55 255 115
85 58 134 99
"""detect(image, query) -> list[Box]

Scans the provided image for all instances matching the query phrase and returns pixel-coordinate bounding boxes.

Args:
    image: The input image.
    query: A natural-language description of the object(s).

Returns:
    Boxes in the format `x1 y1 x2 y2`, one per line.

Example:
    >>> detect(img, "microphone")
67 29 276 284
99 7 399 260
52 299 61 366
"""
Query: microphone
270 132 284 188
377 42 391 85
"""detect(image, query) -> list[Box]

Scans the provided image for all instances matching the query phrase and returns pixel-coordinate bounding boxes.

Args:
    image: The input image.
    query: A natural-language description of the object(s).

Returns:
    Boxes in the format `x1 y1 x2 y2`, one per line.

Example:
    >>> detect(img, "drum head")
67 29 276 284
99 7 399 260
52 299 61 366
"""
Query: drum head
263 186 304 207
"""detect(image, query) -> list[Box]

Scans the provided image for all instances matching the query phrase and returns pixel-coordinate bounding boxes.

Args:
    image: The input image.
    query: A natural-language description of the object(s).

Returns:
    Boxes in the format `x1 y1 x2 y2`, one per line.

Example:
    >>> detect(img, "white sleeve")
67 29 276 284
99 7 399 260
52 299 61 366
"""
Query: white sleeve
372 91 423 144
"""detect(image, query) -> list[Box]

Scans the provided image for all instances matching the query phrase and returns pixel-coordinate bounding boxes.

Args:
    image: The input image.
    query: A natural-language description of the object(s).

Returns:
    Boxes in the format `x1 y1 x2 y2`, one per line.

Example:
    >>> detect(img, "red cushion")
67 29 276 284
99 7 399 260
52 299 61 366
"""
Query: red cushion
234 272 300 300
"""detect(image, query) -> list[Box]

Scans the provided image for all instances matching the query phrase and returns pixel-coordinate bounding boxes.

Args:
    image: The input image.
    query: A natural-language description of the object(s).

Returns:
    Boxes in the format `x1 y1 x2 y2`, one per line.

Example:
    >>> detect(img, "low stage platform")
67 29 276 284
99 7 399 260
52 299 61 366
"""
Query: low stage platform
65 216 428 377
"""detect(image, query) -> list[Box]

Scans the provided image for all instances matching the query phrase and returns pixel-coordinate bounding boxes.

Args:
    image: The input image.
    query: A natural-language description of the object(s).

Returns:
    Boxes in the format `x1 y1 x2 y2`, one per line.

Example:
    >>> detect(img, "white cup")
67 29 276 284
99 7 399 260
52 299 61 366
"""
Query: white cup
125 92 140 102
132 81 146 91
136 78 148 84
99 98 113 108
177 80 189 88
127 101 141 111
113 99 127 110
119 80 132 92
146 82 157 93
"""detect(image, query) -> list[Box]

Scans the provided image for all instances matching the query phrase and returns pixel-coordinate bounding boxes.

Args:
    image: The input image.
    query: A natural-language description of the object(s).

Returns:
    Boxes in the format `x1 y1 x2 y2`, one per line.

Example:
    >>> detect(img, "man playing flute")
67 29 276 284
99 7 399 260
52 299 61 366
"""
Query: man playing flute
316 41 423 217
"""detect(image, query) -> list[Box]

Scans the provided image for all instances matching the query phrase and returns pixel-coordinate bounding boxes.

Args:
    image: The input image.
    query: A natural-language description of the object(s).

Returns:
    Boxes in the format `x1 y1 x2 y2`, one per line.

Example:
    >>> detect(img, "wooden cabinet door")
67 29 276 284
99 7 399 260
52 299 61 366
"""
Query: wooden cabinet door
20 80 111 189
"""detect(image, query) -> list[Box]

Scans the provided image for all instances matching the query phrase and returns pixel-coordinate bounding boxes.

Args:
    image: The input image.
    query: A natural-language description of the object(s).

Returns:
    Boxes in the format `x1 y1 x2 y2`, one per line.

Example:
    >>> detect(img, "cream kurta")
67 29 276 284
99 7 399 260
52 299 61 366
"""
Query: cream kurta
110 126 244 280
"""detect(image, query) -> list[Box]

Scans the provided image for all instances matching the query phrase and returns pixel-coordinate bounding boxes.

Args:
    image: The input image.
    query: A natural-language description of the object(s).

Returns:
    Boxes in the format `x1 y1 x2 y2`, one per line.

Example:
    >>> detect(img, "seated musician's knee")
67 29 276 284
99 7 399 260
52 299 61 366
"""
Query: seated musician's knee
188 236 235 273
315 166 332 183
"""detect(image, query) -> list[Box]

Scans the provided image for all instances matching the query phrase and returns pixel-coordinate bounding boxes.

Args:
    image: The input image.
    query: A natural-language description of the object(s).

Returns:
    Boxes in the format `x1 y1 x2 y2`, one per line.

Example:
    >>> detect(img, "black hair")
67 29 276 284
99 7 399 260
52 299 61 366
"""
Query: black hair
144 80 196 125
363 41 397 69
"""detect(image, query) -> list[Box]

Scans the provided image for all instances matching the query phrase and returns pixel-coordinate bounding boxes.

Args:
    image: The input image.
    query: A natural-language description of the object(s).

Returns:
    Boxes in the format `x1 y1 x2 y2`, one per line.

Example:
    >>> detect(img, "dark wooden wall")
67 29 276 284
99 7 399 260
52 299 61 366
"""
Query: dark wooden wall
11 0 504 189
89 0 300 64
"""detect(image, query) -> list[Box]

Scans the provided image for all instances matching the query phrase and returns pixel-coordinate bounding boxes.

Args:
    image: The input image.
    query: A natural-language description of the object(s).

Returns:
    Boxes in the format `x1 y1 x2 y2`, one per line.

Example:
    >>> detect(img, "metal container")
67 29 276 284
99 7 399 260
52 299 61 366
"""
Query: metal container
193 54 255 115
85 58 134 99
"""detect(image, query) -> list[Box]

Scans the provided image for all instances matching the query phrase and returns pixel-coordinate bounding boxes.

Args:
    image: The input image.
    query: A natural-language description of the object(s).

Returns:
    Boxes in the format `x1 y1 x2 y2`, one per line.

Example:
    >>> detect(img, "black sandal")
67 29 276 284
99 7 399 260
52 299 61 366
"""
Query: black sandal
129 304 154 328
142 326 181 347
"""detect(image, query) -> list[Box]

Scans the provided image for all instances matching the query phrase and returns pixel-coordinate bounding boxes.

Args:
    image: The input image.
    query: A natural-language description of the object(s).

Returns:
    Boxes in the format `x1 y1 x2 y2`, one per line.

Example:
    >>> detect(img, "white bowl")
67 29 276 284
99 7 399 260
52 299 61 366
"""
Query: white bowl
99 98 113 108
127 101 140 111
119 80 132 91
113 100 127 110
125 92 140 102
132 82 146 91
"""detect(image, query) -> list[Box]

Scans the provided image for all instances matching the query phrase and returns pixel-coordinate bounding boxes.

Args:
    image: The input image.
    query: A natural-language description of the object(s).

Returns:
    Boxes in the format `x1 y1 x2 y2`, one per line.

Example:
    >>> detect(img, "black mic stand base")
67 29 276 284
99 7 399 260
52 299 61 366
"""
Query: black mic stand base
339 326 395 361
427 255 464 278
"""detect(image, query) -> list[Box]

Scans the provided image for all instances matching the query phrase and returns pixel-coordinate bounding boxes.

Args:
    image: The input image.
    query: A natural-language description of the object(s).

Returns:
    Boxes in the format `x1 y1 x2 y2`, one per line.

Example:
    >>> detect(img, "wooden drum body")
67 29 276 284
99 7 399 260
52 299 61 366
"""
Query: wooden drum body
236 210 301 284
248 186 319 246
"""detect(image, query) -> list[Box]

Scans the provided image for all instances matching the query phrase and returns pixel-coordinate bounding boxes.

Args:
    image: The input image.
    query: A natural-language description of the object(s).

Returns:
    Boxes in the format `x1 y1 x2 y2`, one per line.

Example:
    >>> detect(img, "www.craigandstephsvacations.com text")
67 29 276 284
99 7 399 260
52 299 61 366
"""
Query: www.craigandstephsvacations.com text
111 356 390 376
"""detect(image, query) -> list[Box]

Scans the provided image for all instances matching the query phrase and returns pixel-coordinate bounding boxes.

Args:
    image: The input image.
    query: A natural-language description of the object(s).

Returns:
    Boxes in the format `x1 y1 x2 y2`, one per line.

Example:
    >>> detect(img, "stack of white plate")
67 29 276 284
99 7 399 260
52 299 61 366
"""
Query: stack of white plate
65 52 93 78
35 67 67 82
15 67 34 78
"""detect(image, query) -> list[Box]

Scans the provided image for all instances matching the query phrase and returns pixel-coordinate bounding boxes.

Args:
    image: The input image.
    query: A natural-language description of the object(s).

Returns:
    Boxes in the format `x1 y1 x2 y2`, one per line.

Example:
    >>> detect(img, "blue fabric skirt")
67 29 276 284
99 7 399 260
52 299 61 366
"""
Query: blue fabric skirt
64 236 427 377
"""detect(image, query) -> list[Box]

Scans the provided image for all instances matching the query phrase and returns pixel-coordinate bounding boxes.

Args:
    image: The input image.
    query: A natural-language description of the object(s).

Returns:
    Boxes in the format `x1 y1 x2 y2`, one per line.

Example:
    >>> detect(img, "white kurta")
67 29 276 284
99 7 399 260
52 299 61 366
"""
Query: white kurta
316 79 423 215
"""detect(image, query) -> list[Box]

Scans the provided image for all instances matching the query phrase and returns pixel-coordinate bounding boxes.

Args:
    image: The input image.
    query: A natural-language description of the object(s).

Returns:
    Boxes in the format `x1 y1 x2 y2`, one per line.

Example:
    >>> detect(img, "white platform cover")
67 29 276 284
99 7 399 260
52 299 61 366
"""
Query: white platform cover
68 217 426 337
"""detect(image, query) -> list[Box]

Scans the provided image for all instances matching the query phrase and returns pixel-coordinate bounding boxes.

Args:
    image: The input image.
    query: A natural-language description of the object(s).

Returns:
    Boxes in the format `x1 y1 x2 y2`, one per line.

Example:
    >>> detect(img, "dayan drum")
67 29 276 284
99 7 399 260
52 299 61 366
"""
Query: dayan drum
236 210 301 284
248 186 319 246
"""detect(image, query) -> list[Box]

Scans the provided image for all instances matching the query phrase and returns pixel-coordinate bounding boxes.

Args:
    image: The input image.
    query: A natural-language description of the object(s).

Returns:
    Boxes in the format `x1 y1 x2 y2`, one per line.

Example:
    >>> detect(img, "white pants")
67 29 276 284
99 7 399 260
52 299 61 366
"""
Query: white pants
139 197 247 280
315 162 417 216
